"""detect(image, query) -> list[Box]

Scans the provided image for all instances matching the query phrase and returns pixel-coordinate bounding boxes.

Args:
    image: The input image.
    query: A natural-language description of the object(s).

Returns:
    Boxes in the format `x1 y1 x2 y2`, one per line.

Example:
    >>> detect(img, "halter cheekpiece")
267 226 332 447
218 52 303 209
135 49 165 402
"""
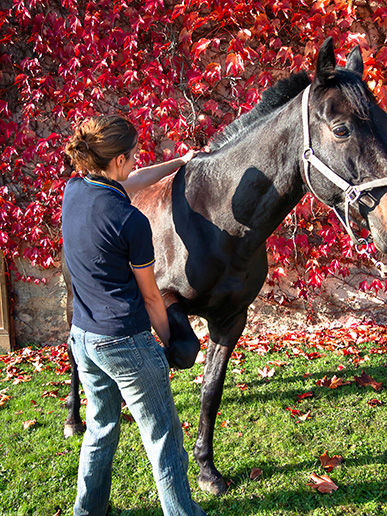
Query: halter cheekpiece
301 84 387 277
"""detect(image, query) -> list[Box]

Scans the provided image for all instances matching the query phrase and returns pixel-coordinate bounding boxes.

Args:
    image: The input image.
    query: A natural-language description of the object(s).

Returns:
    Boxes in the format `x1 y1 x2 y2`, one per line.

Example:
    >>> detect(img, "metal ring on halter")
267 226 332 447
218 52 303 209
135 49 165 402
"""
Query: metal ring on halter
355 238 369 254
303 148 314 161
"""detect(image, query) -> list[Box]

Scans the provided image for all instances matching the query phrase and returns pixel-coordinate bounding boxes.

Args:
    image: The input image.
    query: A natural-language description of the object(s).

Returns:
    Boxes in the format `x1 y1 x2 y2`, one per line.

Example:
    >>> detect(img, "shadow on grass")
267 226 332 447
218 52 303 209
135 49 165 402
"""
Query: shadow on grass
115 477 387 516
227 447 387 479
220 364 387 406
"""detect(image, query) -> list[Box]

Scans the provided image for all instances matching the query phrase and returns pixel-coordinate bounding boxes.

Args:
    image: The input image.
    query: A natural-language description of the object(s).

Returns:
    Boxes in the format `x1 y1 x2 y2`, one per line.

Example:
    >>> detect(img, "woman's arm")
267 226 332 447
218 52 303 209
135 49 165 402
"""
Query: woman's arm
120 149 196 194
132 265 170 347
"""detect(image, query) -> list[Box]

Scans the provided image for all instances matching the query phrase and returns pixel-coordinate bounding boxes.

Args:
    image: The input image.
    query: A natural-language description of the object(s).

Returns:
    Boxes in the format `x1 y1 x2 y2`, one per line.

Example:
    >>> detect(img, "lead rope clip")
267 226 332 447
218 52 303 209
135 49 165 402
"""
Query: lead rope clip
355 239 387 279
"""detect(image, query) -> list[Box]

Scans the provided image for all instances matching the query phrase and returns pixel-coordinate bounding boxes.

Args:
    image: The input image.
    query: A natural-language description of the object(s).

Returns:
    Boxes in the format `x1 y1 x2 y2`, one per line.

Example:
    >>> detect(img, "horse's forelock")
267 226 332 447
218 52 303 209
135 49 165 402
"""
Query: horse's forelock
332 69 374 120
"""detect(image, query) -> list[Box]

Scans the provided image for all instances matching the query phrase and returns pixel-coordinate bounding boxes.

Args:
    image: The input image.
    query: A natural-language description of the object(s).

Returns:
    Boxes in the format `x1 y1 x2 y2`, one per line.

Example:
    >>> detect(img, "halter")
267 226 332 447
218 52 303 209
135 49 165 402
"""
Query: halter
302 84 387 276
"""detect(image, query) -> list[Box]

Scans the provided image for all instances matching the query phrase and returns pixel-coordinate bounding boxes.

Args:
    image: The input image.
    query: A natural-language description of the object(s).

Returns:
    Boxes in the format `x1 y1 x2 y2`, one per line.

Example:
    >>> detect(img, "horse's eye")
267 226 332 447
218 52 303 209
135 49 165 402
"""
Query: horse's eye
333 124 351 139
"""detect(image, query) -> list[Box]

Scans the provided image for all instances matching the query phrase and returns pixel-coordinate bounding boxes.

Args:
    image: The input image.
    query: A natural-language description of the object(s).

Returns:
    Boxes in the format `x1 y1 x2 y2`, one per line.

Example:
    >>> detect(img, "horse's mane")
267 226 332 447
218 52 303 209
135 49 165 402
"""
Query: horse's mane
209 71 310 152
209 67 374 152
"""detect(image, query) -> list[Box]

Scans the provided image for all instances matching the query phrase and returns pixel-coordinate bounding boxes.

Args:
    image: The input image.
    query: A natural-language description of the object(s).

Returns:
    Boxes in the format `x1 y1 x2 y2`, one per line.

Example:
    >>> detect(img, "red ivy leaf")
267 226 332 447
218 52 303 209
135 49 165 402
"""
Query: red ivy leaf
225 53 244 75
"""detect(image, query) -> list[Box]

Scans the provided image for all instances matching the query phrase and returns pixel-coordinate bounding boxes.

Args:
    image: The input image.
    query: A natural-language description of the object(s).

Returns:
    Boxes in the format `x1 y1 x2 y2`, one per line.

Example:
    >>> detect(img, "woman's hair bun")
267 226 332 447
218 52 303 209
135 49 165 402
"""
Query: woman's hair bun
76 139 90 152
65 115 138 176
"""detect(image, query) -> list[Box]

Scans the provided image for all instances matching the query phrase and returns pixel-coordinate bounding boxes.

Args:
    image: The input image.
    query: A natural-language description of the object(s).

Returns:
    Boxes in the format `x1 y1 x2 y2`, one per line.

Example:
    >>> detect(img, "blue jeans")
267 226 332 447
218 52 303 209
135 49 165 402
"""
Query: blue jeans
70 325 207 516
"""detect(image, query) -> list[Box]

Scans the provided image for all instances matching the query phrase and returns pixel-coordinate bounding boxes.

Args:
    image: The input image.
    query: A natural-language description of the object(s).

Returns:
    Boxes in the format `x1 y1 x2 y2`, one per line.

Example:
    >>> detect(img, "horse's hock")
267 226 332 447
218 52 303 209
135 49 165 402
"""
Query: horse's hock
8 256 387 348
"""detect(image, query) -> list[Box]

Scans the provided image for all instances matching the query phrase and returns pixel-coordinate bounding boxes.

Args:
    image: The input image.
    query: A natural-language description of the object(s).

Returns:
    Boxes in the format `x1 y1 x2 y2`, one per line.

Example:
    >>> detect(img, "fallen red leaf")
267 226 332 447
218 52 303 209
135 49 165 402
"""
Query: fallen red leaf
195 351 206 364
12 374 32 385
230 350 245 365
0 387 11 407
193 375 204 384
267 360 288 367
354 370 383 391
305 352 325 360
297 410 311 422
351 355 370 367
307 472 338 493
250 467 263 480
286 407 302 417
257 366 275 378
41 390 59 398
221 420 229 427
319 451 344 472
237 383 249 391
181 421 192 436
22 419 37 430
297 391 313 401
368 398 383 407
316 375 352 389
285 408 311 421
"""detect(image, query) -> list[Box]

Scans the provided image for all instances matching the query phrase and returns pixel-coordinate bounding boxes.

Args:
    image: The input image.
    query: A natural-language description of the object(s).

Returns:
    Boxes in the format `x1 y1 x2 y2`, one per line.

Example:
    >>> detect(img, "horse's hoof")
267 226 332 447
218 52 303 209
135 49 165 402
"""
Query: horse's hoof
63 422 85 438
197 475 227 496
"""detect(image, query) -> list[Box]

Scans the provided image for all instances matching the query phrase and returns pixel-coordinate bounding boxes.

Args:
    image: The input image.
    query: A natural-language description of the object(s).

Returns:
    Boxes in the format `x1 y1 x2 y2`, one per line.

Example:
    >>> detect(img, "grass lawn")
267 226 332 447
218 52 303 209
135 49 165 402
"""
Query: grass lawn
0 324 387 516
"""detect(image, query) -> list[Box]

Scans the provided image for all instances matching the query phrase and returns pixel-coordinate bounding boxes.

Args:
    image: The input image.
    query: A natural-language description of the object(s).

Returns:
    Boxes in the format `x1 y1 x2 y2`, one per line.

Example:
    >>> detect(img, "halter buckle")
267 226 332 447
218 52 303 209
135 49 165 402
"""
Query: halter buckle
345 186 361 204
303 148 314 161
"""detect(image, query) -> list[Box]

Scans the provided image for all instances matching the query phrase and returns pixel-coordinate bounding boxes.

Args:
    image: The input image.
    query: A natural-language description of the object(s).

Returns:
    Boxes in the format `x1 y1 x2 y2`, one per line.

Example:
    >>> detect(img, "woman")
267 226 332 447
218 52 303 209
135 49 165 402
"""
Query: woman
62 115 207 516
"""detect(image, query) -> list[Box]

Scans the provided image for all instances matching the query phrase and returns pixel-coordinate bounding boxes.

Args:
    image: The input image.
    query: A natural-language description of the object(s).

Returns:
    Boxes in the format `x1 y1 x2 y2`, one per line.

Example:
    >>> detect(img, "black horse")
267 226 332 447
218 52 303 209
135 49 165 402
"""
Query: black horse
63 38 387 496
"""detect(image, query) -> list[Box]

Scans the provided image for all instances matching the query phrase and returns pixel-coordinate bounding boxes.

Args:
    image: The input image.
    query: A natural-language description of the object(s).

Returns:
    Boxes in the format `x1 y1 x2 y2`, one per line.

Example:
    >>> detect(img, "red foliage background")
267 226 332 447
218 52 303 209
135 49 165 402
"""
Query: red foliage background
1 0 387 298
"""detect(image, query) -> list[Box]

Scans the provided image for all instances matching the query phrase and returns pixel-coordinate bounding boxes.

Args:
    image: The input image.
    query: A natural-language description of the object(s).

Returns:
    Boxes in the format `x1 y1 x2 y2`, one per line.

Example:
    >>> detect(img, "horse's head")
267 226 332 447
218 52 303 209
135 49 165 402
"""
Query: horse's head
303 37 387 253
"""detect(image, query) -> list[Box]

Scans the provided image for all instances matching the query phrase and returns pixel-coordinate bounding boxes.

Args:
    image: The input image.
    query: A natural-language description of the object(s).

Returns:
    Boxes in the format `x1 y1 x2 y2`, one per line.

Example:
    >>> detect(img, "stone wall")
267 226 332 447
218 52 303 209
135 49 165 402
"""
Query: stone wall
11 259 68 348
9 256 387 349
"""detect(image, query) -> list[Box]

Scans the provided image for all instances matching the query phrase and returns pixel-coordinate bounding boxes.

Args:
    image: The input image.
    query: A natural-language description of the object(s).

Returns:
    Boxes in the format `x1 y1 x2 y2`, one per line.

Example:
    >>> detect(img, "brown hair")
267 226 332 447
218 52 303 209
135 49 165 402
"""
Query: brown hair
65 115 138 177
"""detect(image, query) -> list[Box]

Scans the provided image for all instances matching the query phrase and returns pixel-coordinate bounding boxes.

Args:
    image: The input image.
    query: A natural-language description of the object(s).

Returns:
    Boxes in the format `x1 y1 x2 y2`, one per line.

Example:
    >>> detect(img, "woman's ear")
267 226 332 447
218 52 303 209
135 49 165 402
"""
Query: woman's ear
116 154 126 168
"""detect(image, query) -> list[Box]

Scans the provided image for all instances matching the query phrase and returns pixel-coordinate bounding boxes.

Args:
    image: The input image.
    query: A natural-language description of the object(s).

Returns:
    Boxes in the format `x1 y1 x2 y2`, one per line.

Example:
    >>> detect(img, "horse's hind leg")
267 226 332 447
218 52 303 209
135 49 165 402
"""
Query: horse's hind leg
163 293 201 369
193 311 247 495
62 252 85 437
63 336 85 438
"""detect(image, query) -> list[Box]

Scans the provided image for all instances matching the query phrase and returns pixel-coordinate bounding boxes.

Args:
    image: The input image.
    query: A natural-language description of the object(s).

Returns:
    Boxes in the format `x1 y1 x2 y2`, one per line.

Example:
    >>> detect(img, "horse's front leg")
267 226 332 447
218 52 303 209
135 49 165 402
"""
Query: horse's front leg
194 312 247 495
63 338 85 437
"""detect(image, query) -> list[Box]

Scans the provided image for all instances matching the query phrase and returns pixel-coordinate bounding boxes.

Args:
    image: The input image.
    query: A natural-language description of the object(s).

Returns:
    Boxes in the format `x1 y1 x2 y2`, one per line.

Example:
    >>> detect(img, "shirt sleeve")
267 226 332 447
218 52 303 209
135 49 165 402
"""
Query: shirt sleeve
125 209 155 269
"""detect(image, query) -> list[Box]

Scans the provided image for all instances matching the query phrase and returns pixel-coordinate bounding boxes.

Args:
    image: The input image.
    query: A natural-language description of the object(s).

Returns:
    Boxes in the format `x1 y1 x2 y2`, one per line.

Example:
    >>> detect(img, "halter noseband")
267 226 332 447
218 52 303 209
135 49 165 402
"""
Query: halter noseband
302 84 387 246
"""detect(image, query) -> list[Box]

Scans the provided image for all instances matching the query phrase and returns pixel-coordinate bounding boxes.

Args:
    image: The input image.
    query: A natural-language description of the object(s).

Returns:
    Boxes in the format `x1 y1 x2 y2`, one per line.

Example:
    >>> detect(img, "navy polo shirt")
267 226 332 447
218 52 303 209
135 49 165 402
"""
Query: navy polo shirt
62 174 155 336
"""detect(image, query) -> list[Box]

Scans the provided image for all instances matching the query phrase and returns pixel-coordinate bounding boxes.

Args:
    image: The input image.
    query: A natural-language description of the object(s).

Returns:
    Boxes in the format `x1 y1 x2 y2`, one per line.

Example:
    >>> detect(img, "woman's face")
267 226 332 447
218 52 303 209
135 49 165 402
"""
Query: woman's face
105 138 139 182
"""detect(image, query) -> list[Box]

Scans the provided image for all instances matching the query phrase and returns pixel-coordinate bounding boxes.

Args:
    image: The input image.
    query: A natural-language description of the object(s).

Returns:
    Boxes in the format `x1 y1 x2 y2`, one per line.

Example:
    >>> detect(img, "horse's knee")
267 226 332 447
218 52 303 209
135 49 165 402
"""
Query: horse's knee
165 302 200 369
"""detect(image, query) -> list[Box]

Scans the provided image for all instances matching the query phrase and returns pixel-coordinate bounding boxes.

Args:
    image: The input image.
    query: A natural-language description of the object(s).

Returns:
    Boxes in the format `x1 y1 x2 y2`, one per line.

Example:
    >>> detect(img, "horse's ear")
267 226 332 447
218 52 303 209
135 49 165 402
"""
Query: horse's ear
345 45 364 77
315 37 336 85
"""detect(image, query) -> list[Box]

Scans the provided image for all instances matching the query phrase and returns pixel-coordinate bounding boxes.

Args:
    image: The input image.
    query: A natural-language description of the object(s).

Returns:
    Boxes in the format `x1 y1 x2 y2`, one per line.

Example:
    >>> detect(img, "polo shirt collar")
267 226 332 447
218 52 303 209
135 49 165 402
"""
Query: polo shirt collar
84 174 130 201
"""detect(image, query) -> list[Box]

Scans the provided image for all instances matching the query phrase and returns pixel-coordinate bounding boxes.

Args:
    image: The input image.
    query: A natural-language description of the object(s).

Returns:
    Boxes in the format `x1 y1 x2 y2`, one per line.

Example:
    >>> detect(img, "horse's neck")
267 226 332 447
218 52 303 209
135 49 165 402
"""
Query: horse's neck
185 98 305 243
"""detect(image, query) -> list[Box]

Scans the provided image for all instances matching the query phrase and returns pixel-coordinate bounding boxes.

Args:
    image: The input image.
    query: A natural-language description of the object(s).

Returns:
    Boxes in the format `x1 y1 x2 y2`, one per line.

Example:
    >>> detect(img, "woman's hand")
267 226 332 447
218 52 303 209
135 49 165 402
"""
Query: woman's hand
178 149 198 165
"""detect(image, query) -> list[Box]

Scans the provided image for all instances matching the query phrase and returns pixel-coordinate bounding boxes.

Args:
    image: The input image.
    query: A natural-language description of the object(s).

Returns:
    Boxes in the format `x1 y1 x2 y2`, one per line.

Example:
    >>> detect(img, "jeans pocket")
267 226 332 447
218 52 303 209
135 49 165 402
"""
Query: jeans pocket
93 335 143 375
